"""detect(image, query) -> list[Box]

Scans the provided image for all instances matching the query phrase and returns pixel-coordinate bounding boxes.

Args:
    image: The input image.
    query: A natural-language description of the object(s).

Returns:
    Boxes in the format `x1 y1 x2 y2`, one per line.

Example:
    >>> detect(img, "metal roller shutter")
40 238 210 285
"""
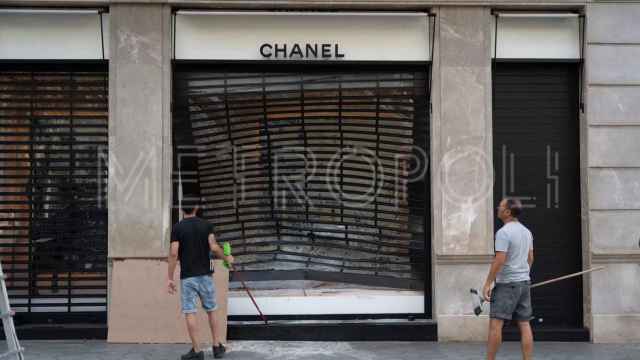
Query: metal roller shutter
493 62 582 328
173 64 431 297
0 64 108 325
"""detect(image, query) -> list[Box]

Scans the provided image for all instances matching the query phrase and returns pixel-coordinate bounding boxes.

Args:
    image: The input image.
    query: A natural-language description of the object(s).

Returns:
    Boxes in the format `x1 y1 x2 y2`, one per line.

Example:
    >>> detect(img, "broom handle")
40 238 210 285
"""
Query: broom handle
222 243 268 325
530 266 605 289
231 267 268 325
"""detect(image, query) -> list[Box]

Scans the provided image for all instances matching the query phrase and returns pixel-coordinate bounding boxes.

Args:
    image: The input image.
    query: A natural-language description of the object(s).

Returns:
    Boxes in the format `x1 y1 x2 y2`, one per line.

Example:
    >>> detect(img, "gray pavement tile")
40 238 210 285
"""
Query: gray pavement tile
17 340 640 360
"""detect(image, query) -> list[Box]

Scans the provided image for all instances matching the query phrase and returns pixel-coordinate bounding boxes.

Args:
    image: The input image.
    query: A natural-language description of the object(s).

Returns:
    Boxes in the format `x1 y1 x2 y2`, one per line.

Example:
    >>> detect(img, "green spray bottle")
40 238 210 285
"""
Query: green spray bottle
222 242 232 269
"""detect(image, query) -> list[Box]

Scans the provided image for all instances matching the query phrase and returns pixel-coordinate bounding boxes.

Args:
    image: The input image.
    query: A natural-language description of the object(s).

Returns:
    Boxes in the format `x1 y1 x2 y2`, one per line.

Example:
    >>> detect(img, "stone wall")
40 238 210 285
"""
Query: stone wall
586 3 640 343
431 6 495 341
107 3 174 339
101 1 640 344
108 4 173 259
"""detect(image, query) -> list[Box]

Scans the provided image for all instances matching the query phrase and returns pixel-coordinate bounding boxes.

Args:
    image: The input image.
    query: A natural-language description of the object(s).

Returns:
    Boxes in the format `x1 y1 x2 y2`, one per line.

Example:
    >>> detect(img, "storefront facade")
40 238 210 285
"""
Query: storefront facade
0 1 638 344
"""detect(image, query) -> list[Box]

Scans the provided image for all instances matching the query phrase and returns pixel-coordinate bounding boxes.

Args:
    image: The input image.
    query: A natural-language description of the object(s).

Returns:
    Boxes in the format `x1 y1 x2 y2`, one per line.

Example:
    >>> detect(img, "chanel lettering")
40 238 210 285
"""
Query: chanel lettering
260 43 345 59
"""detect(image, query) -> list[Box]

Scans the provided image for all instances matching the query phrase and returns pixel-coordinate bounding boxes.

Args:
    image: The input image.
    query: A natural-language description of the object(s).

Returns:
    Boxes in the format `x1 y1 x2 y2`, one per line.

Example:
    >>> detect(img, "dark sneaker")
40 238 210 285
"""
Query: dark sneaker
213 344 226 359
181 348 204 360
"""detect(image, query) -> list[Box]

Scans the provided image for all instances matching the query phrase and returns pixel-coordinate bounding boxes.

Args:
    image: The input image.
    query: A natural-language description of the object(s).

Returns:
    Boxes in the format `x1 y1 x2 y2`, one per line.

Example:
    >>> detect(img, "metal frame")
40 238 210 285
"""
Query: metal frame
175 10 431 16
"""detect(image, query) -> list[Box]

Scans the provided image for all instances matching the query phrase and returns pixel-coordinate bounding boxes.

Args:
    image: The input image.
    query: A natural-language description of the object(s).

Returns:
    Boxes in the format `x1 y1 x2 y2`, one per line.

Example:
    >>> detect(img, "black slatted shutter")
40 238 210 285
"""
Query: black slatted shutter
493 62 582 327
173 64 431 293
0 64 108 324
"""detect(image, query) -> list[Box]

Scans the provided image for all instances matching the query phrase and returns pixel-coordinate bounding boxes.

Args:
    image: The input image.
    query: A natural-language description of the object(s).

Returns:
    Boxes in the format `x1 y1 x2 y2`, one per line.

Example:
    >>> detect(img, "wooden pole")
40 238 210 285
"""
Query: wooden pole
530 266 605 289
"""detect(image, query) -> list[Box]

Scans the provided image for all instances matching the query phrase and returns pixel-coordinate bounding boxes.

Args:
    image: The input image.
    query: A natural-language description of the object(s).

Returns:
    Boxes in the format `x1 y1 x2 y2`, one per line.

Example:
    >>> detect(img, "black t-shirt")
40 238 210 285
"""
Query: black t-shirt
170 217 214 279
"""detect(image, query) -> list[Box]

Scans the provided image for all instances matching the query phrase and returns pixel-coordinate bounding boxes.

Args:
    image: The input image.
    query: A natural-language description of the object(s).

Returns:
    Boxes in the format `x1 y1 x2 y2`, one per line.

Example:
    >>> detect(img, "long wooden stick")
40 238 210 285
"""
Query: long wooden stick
230 267 268 325
530 266 605 289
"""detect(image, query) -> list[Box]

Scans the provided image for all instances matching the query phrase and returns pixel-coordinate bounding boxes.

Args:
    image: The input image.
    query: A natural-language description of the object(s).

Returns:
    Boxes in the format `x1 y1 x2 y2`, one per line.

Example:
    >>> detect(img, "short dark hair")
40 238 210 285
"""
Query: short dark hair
181 196 200 215
505 198 522 218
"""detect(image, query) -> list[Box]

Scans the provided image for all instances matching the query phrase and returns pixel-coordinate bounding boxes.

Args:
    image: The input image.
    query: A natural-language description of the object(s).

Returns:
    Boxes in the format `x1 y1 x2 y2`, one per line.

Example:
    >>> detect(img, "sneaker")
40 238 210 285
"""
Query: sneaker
181 348 204 360
213 344 226 359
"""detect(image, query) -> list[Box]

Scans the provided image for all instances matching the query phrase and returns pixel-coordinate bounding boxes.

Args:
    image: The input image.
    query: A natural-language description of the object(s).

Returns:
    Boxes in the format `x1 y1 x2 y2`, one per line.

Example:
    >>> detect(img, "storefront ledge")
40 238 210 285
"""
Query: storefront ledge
503 326 590 342
592 252 640 263
2 324 107 340
592 314 640 343
437 315 590 342
227 320 437 341
436 255 494 265
437 314 489 342
227 289 425 316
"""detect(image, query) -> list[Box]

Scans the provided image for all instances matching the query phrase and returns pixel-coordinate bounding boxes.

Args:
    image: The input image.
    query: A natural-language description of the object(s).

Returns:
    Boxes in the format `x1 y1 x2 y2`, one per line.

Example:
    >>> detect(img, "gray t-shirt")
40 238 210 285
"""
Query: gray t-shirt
495 221 533 283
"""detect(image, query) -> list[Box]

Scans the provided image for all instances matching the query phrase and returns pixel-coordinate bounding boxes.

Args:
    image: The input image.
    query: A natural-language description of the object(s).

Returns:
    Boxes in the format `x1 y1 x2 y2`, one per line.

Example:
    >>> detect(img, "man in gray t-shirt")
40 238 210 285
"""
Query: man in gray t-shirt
495 221 533 283
484 198 535 360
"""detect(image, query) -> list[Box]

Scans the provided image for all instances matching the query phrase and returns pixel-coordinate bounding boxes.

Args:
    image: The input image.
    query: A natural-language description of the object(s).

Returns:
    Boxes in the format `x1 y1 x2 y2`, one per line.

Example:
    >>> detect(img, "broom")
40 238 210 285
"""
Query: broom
470 266 605 316
222 242 268 325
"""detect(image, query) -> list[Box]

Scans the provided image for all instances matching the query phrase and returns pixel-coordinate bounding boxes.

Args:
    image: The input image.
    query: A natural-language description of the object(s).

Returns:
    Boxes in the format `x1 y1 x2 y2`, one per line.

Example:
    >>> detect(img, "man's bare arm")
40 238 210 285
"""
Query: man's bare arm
208 233 225 259
208 233 234 265
167 241 179 294
483 251 507 300
528 249 534 267
168 241 179 279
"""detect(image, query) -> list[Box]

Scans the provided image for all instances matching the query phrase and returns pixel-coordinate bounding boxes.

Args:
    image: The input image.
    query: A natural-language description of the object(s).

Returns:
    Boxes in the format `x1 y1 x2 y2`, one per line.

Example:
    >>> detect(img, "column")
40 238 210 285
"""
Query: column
431 6 495 341
107 4 176 342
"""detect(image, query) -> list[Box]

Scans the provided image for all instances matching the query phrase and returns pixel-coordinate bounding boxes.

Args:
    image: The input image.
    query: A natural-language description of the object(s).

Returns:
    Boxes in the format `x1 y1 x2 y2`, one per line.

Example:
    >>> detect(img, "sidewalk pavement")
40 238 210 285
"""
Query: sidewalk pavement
21 340 640 360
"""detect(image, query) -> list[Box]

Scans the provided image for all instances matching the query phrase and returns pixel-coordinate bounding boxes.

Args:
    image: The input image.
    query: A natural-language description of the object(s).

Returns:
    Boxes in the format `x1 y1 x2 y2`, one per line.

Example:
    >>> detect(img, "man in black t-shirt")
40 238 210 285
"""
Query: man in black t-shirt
168 201 234 360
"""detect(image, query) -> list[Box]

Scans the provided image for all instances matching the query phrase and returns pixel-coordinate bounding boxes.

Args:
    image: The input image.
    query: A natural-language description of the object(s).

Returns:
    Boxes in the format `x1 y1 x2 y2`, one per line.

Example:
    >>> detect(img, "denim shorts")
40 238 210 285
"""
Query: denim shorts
181 275 217 314
490 280 533 321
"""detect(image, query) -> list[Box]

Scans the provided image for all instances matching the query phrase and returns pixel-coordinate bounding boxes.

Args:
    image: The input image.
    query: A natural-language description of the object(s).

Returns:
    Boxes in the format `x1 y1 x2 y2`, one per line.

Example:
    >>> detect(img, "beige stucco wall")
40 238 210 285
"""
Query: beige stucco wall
108 259 229 344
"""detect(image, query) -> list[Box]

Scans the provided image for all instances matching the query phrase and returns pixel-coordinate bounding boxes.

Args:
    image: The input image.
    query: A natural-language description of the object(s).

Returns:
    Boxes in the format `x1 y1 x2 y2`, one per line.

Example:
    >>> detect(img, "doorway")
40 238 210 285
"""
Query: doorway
493 62 582 328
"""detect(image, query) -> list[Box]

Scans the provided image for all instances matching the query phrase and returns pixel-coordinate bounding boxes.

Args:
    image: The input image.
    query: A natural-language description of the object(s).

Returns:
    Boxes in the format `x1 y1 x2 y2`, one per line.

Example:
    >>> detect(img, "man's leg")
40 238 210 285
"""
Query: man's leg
487 318 504 360
206 310 218 345
199 275 220 346
518 321 533 360
514 283 534 360
185 313 200 352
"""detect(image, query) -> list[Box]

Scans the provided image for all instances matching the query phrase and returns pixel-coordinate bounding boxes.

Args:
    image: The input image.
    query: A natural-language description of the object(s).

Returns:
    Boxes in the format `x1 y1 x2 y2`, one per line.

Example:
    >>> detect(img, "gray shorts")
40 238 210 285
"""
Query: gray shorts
490 280 533 321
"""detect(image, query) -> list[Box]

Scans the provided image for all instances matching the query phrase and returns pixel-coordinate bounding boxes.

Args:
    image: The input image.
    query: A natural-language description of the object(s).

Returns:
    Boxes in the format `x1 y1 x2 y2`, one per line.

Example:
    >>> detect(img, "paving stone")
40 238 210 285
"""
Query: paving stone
18 340 640 360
